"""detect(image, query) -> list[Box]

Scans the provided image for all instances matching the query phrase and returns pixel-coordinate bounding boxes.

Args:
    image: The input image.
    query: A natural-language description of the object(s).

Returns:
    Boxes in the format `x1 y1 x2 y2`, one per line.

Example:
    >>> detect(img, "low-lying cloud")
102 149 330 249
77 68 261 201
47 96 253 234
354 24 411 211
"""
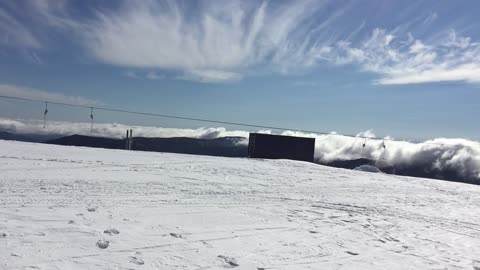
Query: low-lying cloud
1 118 479 183
0 118 249 141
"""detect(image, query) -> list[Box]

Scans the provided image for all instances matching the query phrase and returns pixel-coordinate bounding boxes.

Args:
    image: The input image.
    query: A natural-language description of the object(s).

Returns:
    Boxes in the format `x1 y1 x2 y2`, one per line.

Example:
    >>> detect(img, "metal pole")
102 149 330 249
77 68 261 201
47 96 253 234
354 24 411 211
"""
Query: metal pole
129 129 133 150
90 107 94 134
43 102 48 128
125 130 129 150
361 138 367 159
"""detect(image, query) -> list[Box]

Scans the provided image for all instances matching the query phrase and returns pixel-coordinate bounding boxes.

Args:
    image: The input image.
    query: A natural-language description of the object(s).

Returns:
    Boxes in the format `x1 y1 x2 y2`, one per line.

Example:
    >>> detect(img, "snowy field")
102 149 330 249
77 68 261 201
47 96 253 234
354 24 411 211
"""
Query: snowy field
1 140 480 270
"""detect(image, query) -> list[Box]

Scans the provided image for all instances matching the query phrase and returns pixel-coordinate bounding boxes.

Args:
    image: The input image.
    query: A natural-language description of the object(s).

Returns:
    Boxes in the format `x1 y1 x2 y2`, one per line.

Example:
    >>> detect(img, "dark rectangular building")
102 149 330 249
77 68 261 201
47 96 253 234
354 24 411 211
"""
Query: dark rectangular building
248 133 315 162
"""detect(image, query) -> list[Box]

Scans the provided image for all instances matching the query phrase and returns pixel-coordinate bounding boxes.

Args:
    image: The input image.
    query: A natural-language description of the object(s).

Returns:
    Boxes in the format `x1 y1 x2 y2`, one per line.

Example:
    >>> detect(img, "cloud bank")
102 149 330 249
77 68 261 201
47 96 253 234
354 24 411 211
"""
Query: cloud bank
0 118 249 141
1 118 479 183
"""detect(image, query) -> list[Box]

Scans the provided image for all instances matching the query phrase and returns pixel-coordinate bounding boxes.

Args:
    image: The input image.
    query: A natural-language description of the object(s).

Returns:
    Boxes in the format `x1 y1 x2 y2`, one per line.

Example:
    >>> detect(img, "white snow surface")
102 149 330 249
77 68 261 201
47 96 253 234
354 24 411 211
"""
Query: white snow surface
353 165 383 173
1 140 480 270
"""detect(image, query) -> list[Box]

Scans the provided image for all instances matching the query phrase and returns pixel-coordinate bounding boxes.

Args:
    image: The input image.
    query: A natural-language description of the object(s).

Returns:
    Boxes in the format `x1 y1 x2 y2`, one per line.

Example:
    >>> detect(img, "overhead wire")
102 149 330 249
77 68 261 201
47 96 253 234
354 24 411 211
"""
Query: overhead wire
0 94 451 147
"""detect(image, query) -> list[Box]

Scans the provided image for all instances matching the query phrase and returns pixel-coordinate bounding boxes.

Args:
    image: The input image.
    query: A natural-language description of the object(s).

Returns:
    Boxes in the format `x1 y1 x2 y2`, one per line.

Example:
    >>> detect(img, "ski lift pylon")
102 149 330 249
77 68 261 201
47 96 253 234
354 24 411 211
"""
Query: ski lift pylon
43 101 48 128
90 107 94 133
361 137 367 158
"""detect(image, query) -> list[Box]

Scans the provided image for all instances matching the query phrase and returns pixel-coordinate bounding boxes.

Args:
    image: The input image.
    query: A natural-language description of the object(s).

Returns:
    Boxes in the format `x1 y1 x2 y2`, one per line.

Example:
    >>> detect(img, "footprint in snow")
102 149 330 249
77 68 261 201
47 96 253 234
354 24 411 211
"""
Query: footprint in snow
218 255 239 267
96 240 110 249
130 252 145 265
170 233 182 238
104 228 120 235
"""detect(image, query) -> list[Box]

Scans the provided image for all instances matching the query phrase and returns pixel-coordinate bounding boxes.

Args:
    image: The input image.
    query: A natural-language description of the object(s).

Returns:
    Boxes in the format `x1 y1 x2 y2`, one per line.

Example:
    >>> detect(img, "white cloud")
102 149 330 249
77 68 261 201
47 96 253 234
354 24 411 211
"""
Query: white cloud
81 0 324 82
179 70 242 83
146 71 164 80
81 1 480 85
0 84 100 106
376 65 480 85
323 29 480 85
4 1 480 85
279 129 480 182
422 12 438 26
356 130 376 138
0 0 79 49
0 118 249 141
125 71 139 79
0 8 41 48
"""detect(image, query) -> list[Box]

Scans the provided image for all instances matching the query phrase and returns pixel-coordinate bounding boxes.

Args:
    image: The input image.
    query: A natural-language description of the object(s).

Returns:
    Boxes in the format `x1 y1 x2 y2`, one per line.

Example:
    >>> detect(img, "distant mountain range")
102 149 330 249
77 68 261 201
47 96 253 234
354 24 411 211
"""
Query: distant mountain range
0 131 62 143
45 134 248 158
1 131 478 185
0 131 247 158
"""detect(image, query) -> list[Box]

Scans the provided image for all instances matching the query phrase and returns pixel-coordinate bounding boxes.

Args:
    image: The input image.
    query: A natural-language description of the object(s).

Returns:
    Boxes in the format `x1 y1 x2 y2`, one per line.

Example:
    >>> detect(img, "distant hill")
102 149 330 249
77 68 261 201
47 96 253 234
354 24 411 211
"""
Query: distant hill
46 134 248 158
0 131 62 143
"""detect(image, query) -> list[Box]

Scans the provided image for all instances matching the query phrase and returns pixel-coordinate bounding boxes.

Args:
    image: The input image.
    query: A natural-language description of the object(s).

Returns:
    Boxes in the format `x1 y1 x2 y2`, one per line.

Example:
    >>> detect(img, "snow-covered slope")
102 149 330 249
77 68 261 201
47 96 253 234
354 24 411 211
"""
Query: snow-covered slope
1 140 480 270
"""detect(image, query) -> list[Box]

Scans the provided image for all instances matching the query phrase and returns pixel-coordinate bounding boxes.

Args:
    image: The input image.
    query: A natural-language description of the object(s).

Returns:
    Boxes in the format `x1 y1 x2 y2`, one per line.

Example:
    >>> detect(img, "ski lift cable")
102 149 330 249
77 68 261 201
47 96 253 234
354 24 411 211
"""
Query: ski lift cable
0 94 450 147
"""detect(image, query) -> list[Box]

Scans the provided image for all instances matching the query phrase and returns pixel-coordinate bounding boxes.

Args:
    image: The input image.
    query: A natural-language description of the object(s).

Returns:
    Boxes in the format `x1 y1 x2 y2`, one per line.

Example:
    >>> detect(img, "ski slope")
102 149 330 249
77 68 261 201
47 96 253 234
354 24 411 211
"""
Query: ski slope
1 140 480 270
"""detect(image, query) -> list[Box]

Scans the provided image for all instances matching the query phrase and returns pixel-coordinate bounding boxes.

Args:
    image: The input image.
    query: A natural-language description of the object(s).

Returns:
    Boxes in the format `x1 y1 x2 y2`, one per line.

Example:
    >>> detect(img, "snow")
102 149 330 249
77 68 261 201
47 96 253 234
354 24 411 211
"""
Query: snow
1 140 480 270
353 165 383 173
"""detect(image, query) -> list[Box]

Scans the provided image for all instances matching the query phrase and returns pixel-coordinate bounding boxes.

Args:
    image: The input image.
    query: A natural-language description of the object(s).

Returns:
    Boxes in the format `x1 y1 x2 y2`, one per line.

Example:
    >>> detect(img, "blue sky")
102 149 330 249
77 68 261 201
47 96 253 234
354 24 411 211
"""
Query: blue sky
1 0 480 140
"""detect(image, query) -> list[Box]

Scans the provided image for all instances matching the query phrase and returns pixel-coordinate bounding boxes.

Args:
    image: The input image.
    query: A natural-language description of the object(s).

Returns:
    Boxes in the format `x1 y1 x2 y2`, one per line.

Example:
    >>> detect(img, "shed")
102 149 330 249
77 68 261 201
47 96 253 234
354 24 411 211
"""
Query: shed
248 133 315 162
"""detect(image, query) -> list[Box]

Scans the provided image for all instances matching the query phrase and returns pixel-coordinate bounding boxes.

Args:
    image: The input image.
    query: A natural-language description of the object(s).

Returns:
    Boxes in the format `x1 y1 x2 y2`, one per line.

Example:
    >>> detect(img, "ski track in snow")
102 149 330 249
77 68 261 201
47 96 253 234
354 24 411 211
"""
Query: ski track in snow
1 140 480 269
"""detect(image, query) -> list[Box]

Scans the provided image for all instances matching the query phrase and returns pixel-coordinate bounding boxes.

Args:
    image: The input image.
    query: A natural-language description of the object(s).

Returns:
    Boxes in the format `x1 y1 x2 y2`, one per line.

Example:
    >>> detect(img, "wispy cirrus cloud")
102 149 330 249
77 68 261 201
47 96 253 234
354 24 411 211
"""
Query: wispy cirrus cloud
82 0 323 82
0 7 41 48
320 29 480 85
0 0 77 49
3 0 480 85
0 84 100 106
145 71 165 80
78 0 480 85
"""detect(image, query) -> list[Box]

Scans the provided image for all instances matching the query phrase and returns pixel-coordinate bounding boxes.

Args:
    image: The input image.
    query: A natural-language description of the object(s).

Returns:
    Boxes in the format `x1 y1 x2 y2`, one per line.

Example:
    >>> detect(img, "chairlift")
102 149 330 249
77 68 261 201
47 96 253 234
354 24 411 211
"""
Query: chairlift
90 107 94 133
43 102 48 128
375 139 387 167
381 139 387 159
361 137 367 159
